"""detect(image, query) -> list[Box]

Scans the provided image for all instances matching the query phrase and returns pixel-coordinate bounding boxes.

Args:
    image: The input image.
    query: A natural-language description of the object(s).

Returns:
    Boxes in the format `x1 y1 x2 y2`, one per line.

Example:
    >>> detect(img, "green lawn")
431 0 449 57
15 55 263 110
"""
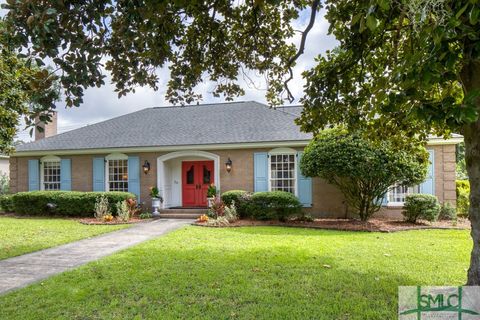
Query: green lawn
0 216 130 260
0 226 472 319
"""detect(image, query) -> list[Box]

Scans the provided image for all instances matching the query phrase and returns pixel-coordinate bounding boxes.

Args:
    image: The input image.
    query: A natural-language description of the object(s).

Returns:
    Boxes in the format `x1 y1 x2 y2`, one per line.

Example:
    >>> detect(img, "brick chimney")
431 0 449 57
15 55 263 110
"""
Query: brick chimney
35 112 58 141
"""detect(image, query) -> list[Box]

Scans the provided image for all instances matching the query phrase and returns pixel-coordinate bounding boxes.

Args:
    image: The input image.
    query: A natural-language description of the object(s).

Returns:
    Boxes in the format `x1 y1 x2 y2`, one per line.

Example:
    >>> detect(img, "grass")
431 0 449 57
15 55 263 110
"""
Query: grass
0 226 472 319
0 216 130 260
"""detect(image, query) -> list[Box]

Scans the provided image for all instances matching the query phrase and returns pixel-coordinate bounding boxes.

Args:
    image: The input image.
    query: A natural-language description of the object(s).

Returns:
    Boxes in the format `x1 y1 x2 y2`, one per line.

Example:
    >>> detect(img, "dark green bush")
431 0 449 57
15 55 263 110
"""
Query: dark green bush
301 128 428 221
11 191 136 216
221 190 252 218
439 203 457 221
456 180 470 218
0 194 14 212
248 191 302 221
402 194 440 223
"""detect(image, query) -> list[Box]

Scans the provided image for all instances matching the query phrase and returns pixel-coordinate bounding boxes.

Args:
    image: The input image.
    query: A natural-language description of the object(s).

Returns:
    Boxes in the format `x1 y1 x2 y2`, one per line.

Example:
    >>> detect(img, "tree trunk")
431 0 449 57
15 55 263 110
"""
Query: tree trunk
464 122 480 285
462 60 480 285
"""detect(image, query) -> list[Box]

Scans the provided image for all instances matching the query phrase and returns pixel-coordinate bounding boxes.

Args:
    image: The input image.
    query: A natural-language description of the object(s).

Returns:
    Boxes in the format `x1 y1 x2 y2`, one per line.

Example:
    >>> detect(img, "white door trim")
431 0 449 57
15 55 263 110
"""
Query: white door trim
157 150 220 208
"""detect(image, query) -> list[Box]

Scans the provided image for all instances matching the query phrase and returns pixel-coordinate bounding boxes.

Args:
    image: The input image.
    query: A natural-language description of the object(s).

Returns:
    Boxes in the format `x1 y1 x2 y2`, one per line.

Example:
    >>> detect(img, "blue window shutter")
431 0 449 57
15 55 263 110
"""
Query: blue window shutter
381 191 389 206
296 152 312 207
128 156 140 200
254 152 268 192
60 159 72 191
28 159 40 191
420 150 435 195
92 157 105 192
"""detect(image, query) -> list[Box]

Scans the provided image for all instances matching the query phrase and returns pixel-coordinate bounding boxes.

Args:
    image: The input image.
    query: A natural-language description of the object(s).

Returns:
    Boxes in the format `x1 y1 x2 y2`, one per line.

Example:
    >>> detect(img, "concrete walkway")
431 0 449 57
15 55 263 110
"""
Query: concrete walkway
0 219 192 295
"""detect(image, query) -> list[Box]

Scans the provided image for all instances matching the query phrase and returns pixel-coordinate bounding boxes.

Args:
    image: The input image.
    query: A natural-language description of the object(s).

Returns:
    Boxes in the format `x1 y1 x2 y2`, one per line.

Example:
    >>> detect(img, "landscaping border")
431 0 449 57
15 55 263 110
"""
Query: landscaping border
192 218 470 233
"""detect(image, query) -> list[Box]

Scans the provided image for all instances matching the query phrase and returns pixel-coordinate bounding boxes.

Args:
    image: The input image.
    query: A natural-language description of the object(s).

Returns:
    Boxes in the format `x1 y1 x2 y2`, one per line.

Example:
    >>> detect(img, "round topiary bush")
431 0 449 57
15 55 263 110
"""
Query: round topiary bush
249 191 302 221
402 194 440 223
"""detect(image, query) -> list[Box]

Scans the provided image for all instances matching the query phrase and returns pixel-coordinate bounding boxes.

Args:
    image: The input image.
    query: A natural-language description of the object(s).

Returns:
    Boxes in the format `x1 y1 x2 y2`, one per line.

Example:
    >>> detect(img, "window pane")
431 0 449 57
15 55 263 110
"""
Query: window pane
43 161 61 191
107 159 129 192
270 153 296 195
186 165 194 184
389 184 420 203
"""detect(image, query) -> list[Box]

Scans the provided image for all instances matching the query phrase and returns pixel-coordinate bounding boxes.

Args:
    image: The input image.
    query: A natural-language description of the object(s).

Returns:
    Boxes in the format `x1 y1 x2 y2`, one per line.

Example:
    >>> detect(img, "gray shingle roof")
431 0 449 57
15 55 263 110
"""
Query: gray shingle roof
16 101 312 153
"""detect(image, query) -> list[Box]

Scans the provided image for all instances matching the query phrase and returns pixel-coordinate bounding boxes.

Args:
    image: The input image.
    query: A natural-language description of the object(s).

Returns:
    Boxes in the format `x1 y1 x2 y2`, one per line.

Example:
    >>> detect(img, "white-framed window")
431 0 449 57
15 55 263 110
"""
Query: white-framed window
388 184 420 205
40 155 61 190
268 148 297 195
106 153 128 192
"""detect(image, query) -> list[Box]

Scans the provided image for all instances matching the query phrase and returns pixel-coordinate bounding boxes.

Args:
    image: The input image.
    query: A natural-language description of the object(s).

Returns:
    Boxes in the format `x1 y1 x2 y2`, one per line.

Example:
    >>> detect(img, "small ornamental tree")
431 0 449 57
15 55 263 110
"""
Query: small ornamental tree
300 129 428 221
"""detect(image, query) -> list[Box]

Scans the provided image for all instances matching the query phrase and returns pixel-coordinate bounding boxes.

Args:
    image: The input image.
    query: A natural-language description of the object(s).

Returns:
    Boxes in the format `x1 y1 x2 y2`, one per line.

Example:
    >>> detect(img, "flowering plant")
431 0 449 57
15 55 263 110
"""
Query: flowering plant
207 184 217 197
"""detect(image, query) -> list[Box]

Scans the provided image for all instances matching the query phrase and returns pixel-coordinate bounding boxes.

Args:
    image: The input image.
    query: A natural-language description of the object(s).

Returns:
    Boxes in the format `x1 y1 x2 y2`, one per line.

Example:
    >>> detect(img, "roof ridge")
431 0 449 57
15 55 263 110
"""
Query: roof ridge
151 100 256 109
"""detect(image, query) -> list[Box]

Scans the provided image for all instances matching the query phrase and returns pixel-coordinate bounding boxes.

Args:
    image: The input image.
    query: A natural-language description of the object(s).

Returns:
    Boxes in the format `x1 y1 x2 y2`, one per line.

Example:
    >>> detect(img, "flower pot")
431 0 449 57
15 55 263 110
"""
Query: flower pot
207 197 215 208
152 197 162 217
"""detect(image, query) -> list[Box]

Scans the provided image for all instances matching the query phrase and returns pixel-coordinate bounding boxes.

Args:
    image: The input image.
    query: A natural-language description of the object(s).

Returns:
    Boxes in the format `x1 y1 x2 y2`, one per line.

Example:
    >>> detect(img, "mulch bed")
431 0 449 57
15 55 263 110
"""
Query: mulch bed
77 217 149 225
1 212 150 225
193 218 471 232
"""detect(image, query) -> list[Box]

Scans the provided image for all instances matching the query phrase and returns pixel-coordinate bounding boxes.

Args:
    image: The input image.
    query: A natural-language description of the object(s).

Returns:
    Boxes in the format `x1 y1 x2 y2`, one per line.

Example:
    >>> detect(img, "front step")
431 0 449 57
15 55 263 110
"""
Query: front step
157 208 207 219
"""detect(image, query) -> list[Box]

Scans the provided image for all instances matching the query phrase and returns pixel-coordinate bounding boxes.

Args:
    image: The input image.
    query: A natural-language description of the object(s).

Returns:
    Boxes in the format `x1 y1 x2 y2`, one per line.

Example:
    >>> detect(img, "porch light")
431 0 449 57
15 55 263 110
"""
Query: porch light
225 158 233 173
142 160 151 174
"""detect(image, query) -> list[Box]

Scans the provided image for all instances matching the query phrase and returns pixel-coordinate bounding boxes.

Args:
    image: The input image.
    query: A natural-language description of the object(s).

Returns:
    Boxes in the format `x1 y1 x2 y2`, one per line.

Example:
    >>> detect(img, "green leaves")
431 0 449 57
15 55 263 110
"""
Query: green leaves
0 20 59 153
301 129 428 220
366 14 379 31
469 5 480 24
3 0 306 107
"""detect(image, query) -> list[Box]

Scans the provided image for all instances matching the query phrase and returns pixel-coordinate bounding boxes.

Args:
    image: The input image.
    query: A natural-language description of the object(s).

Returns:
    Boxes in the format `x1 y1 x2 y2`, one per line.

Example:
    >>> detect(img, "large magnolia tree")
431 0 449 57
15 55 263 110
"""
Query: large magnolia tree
0 20 59 153
2 0 480 284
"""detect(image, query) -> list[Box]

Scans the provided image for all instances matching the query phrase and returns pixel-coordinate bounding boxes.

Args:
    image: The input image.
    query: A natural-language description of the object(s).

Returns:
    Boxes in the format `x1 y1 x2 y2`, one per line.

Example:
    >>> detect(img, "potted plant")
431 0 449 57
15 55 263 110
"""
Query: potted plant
207 184 217 208
150 187 163 217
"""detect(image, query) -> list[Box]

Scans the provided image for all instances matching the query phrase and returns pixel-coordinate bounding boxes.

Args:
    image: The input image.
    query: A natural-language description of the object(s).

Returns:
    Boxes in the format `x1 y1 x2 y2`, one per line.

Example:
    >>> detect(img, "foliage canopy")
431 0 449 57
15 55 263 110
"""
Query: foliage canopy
301 129 428 221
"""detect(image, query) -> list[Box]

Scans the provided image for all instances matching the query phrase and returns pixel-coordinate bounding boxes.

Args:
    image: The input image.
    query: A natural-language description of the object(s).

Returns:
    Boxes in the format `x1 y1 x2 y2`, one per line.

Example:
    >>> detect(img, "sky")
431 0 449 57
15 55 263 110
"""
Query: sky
8 6 337 142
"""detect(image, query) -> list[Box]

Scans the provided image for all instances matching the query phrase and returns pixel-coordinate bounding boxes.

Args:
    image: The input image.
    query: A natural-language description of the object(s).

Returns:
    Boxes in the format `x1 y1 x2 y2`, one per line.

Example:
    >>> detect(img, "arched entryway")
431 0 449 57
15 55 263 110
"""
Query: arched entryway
157 151 220 208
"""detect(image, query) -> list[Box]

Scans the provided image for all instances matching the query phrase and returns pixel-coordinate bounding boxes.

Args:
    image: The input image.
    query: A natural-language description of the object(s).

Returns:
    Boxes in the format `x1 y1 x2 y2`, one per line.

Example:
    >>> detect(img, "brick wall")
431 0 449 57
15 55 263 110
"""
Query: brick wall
9 144 457 218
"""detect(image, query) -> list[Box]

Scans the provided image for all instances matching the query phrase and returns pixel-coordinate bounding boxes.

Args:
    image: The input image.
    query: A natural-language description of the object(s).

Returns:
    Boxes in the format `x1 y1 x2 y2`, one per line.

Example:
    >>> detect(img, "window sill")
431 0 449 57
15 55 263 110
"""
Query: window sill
386 202 404 208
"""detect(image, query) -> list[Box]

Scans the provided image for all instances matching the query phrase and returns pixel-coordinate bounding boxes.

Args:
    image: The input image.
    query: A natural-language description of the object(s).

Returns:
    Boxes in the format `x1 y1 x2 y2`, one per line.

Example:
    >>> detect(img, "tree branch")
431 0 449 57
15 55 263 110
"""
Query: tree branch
284 0 321 103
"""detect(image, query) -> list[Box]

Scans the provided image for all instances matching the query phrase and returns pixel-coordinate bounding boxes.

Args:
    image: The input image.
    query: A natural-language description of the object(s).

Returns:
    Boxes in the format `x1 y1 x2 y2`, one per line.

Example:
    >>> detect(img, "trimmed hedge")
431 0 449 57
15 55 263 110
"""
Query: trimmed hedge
221 190 252 218
402 194 440 223
11 191 136 217
456 180 470 218
249 191 302 221
0 194 14 212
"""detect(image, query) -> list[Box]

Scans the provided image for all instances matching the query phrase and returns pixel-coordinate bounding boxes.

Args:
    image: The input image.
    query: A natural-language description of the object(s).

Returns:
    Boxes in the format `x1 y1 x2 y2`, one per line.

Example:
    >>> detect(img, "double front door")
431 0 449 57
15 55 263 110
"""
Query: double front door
182 160 214 207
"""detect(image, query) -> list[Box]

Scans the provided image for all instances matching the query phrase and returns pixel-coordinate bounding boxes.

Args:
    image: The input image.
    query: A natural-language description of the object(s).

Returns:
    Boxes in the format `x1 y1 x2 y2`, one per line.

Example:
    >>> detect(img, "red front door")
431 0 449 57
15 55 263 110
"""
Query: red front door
182 160 214 207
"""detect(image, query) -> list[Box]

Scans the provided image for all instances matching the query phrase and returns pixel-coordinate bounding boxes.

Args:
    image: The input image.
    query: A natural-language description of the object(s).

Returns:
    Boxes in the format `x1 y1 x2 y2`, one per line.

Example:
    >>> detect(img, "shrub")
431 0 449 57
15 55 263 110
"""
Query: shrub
221 190 252 218
11 191 136 216
95 195 110 220
125 198 139 217
249 191 302 221
0 194 14 212
207 196 225 219
116 200 130 222
224 201 239 223
439 203 457 221
402 194 440 223
139 212 152 219
301 128 429 221
456 180 470 218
